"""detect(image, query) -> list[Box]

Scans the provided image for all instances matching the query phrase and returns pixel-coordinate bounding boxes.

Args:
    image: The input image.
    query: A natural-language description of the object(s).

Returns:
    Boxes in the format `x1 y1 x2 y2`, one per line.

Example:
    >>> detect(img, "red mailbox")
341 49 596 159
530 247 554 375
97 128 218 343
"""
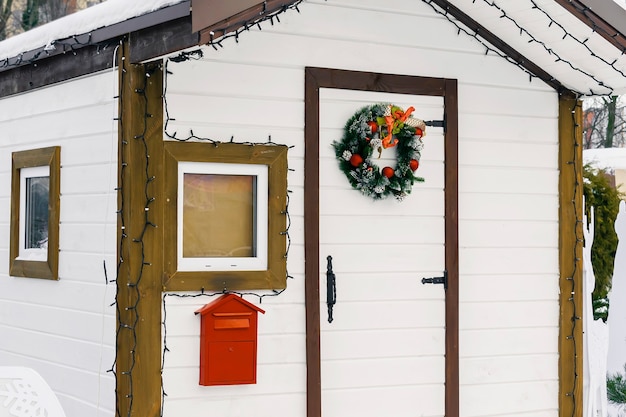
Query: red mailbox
194 294 265 386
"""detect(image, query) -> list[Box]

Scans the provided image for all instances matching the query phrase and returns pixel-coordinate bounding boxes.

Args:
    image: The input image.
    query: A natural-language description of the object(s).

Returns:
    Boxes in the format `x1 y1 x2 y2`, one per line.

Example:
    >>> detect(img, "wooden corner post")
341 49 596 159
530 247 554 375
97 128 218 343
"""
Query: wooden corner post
117 42 164 417
558 92 584 417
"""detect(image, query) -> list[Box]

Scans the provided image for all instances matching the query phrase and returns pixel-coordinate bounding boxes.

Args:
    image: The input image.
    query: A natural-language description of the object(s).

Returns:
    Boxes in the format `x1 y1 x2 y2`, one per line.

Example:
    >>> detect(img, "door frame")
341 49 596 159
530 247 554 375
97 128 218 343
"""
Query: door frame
303 67 459 417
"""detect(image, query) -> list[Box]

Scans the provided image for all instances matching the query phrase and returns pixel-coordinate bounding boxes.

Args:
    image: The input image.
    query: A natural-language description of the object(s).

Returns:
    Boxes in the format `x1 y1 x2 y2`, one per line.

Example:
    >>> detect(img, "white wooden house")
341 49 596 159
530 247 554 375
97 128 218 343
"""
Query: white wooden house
1 0 626 416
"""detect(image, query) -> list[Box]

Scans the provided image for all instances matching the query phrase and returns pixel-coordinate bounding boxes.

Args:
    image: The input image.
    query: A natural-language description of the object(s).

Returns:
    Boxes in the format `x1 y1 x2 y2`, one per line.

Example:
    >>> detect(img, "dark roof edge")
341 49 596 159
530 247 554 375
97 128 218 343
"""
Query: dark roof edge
197 0 300 45
0 1 192 74
0 2 198 98
93 0 191 43
577 0 626 39
554 0 626 54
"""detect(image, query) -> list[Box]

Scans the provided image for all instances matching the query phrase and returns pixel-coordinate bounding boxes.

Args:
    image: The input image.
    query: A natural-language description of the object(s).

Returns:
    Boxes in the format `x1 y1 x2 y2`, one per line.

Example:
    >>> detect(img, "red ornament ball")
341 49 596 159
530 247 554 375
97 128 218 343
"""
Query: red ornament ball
409 159 419 171
415 127 423 137
367 121 378 133
382 166 394 178
350 154 363 167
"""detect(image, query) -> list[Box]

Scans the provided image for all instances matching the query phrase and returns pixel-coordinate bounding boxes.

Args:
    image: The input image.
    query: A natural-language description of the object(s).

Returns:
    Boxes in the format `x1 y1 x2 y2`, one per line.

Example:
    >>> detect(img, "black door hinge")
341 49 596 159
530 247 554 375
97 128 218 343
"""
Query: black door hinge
421 270 448 290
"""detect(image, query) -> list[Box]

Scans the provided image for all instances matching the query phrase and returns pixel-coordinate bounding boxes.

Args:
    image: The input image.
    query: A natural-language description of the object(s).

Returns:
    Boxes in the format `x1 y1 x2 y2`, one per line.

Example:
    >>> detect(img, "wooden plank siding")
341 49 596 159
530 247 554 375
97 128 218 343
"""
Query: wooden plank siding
0 70 119 416
0 0 572 416
160 0 561 416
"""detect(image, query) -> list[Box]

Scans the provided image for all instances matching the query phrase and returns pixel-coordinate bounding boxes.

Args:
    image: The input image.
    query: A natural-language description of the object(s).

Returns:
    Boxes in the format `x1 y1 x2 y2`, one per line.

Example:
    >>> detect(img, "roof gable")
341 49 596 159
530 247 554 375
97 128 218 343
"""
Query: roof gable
2 0 626 96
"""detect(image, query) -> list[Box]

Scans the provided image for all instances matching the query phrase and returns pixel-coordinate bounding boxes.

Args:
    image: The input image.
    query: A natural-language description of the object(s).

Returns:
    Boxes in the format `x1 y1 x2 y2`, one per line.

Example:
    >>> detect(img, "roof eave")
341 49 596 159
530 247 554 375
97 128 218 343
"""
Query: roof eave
0 1 193 73
553 0 626 56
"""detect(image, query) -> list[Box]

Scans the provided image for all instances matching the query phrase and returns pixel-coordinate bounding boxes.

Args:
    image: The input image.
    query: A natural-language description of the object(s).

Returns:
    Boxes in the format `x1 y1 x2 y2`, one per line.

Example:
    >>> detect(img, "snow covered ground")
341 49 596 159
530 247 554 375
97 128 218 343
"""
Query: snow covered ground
584 149 626 417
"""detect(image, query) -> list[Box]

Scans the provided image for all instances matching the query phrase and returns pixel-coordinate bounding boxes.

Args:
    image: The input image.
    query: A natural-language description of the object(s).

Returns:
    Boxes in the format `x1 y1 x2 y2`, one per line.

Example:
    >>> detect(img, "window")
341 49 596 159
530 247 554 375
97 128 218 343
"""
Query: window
178 162 269 271
10 147 60 280
164 142 288 291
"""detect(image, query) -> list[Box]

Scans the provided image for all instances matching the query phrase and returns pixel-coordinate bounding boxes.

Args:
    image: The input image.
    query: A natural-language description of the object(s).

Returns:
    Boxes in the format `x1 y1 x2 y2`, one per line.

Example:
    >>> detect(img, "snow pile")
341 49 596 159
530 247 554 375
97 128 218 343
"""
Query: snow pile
0 0 186 61
606 202 626 417
584 148 626 170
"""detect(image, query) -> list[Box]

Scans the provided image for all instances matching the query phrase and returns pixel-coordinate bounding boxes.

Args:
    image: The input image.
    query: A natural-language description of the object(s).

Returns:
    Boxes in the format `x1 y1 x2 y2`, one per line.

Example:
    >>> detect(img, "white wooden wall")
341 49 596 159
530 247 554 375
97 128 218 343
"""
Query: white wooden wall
163 0 559 416
0 70 118 417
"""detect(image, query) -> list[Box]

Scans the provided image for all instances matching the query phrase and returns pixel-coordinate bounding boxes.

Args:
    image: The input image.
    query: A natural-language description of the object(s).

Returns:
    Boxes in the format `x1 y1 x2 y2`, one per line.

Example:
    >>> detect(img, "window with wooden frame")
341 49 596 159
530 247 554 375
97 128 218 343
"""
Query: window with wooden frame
163 141 288 291
10 147 60 280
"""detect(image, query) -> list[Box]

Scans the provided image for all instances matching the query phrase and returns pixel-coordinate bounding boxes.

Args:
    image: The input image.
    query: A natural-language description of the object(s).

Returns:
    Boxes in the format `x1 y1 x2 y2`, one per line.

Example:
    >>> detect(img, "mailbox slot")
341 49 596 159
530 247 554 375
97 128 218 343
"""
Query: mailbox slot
213 312 252 330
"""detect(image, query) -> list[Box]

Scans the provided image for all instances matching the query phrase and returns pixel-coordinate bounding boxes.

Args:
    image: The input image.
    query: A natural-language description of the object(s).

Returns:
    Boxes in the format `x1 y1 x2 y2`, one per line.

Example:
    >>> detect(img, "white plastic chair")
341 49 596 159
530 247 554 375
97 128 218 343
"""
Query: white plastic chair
0 367 66 417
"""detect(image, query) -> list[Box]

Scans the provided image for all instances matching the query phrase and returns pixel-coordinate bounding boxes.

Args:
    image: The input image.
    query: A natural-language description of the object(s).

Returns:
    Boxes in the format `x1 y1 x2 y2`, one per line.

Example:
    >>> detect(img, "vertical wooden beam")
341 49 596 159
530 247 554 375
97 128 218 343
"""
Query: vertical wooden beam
558 92 584 417
304 67 322 417
444 78 459 417
117 42 164 417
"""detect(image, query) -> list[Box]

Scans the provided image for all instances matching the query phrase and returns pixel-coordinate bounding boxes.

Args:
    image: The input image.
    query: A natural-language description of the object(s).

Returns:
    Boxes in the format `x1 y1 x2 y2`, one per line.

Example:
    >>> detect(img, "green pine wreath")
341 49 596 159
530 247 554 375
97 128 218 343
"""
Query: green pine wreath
332 103 426 201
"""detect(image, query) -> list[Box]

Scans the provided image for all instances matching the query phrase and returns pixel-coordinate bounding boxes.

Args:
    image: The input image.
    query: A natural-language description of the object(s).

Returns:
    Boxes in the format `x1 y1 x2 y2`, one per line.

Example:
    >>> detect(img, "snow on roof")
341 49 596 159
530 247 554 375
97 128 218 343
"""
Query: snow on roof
0 0 186 62
584 148 626 170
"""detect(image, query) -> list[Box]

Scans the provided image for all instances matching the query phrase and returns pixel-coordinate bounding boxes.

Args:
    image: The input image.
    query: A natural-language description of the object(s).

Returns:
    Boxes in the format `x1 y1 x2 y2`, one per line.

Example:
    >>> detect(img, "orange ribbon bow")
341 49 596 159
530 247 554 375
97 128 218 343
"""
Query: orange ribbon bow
381 106 416 148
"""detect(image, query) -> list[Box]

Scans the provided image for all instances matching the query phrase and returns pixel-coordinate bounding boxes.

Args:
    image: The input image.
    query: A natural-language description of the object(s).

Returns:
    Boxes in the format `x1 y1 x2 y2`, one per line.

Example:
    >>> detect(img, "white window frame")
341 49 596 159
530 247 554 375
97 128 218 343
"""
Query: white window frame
177 161 269 272
18 165 50 262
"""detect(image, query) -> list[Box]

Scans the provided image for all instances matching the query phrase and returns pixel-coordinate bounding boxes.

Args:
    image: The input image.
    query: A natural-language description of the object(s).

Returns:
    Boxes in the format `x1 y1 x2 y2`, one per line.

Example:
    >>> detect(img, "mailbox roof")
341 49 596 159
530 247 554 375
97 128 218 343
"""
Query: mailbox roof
194 294 265 316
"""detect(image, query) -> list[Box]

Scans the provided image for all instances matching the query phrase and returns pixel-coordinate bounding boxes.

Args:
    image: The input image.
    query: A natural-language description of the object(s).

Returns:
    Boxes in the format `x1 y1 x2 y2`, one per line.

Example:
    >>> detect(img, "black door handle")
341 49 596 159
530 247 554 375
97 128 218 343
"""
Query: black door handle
326 256 337 323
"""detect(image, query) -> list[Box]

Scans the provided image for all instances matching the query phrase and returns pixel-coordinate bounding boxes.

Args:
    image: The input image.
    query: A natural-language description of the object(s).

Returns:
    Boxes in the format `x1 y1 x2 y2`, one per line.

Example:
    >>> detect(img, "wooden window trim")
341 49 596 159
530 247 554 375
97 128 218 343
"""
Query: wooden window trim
162 141 288 291
9 146 61 280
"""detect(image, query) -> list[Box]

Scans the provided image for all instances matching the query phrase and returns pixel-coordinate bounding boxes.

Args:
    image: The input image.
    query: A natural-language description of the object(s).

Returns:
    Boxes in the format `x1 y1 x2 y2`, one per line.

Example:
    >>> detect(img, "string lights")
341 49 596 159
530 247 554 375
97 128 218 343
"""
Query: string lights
107 46 126 417
203 1 303 50
558 0 626 54
422 0 626 96
527 0 626 81
160 289 286 414
422 1 544 86
473 0 614 94
104 29 295 414
109 48 161 417
0 0 625 97
424 1 587 415
564 95 583 417
158 54 294 416
0 32 105 70
97 48 298 415
6 0 595 415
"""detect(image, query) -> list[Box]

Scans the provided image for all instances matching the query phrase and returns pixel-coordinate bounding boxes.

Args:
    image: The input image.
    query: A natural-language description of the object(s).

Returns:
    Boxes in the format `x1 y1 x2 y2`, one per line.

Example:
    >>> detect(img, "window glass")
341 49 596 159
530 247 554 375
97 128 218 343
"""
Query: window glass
183 173 256 258
18 165 50 261
25 176 50 250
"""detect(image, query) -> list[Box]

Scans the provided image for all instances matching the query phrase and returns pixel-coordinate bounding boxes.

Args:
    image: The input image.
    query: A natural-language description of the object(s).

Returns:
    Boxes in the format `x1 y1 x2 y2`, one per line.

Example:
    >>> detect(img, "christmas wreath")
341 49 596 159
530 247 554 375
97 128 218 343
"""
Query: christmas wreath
333 103 426 201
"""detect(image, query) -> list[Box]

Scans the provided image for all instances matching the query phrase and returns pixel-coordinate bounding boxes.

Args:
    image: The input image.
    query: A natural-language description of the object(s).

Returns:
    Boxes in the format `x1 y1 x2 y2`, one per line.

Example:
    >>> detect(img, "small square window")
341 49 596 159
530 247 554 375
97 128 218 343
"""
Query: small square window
163 142 288 291
178 162 268 271
10 147 60 280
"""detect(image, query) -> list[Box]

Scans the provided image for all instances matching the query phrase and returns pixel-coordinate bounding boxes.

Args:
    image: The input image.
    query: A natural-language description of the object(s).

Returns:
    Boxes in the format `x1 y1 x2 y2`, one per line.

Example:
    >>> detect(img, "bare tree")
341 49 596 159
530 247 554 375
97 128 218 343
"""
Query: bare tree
0 0 14 40
18 0 102 33
39 0 77 24
21 0 40 32
584 96 626 149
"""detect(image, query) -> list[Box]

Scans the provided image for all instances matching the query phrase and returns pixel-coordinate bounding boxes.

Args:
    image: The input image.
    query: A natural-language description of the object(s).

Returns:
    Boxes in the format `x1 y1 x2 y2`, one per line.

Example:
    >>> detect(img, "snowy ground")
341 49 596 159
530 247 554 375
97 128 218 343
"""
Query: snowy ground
584 149 626 417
